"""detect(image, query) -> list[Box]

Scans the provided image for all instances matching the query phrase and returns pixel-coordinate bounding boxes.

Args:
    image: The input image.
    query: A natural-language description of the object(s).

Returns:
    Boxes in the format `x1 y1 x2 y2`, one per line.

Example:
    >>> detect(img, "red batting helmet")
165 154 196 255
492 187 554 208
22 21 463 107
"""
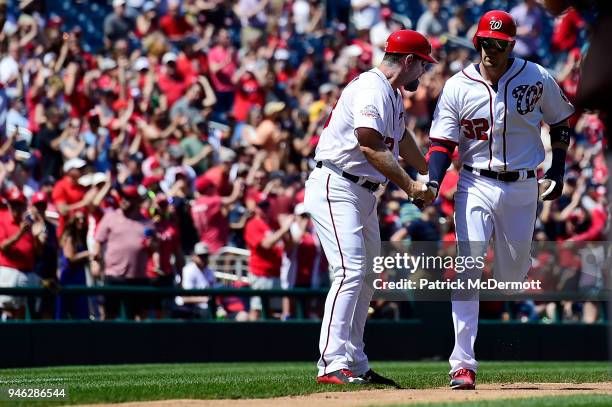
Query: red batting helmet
385 30 438 63
473 10 516 49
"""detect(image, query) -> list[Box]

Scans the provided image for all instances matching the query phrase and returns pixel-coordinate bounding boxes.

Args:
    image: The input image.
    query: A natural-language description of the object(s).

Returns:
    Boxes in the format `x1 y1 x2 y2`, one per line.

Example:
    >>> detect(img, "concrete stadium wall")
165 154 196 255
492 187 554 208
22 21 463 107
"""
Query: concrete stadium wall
1 319 608 368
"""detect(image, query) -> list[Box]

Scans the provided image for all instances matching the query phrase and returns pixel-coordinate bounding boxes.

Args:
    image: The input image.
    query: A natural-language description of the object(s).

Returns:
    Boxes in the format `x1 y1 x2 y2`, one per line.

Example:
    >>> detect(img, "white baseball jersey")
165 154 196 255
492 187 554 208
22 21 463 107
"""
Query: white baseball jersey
314 68 405 183
430 58 575 171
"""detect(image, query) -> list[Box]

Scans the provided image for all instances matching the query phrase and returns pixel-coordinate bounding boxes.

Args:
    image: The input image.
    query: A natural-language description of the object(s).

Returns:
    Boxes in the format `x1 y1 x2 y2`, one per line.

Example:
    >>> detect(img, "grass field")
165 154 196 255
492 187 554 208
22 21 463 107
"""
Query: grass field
0 361 610 406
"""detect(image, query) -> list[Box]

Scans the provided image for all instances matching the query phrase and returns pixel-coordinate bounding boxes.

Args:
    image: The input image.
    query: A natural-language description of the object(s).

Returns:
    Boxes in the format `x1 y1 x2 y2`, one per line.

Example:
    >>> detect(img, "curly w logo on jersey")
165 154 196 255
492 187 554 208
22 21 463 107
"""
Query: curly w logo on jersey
512 82 544 115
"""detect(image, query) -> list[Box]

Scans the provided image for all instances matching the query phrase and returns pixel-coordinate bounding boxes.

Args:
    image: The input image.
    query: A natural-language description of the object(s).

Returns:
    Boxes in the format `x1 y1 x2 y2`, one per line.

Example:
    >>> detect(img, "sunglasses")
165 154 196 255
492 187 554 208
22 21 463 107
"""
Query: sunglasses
479 38 510 52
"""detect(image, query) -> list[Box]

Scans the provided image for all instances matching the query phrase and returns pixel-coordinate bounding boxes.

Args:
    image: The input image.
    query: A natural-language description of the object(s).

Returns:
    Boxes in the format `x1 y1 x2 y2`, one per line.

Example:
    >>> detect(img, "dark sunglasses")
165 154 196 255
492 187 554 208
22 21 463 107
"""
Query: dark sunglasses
479 38 510 52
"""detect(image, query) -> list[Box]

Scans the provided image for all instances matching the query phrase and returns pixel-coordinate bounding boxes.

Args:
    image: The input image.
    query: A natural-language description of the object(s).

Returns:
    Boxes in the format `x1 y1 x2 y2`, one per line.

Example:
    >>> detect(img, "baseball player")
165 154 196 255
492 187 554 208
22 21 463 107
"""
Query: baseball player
304 30 437 385
426 10 574 389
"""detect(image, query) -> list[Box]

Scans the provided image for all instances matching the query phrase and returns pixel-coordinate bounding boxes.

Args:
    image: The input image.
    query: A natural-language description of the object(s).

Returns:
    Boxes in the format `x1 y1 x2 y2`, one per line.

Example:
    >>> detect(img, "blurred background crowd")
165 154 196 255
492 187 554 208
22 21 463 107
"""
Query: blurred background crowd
0 0 607 322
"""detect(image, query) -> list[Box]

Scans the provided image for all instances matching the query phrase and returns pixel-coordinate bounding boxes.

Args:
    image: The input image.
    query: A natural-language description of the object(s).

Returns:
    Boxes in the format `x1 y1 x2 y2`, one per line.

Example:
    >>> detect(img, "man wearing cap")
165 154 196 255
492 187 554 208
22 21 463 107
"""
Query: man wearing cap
425 10 574 389
52 158 89 238
92 184 154 319
179 242 217 318
0 188 40 319
304 29 436 384
158 52 191 108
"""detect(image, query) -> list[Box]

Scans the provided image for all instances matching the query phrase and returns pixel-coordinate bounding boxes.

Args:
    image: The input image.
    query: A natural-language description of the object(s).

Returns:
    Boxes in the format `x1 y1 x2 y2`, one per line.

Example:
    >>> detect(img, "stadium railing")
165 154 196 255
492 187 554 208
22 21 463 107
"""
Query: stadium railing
209 246 251 284
0 286 329 321
0 286 608 322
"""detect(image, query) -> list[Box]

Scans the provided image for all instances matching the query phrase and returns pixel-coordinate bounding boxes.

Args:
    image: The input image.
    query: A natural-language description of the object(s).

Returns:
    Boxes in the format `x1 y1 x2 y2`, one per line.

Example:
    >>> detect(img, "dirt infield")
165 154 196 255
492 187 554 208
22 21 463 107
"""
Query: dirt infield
83 382 612 406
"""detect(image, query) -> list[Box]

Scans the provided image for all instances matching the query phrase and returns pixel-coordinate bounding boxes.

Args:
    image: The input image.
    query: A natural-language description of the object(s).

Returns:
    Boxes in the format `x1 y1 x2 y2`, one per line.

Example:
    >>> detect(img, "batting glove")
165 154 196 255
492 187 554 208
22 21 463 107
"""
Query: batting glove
539 169 564 201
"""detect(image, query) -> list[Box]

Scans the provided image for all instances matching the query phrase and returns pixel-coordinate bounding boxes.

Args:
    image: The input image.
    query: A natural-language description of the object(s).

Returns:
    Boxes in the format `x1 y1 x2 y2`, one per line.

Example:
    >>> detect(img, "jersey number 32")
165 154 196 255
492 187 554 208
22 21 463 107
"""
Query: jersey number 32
460 118 489 141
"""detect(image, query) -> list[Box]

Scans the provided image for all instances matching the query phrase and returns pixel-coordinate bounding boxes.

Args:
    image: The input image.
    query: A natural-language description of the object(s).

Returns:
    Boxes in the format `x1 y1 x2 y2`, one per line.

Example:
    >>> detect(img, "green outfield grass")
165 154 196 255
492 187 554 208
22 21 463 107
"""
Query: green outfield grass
0 361 609 406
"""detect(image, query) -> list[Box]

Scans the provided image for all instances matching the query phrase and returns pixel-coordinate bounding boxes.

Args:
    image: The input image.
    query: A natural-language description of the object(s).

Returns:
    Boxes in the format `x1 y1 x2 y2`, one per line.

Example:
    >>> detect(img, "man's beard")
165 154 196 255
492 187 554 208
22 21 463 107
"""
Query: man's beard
404 79 419 92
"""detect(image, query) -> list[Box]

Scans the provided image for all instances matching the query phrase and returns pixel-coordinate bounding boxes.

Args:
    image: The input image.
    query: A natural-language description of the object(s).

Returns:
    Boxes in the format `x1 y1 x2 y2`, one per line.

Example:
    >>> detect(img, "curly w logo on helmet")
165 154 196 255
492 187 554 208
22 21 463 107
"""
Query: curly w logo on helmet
489 19 503 30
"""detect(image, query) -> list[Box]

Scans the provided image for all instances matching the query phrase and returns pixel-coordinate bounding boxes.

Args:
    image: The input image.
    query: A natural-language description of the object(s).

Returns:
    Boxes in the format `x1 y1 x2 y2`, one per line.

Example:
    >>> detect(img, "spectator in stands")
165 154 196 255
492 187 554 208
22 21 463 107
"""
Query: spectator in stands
158 52 191 109
104 0 133 48
249 101 287 172
4 158 38 199
180 119 214 176
159 0 194 43
33 106 67 180
244 200 293 320
510 0 545 63
135 1 159 39
370 7 404 65
192 175 244 254
147 192 183 317
416 0 446 37
208 28 238 117
232 69 265 123
447 5 470 38
83 111 112 173
52 158 88 238
170 79 216 125
57 211 90 320
92 185 153 319
179 242 216 318
0 189 40 320
351 0 381 32
551 7 584 54
281 203 326 319
234 0 269 47
30 191 58 319
59 117 87 162
203 148 236 196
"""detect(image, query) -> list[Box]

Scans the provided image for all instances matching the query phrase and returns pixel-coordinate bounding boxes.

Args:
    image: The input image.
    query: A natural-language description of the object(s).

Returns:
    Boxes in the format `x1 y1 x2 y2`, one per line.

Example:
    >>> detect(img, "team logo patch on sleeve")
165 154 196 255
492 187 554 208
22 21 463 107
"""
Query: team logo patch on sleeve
360 105 381 119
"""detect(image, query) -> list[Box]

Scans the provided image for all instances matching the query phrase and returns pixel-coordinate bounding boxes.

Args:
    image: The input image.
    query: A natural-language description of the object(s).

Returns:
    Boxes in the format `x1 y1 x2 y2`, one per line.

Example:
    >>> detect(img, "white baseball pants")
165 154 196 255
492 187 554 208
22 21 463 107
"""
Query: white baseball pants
451 168 538 374
304 166 380 377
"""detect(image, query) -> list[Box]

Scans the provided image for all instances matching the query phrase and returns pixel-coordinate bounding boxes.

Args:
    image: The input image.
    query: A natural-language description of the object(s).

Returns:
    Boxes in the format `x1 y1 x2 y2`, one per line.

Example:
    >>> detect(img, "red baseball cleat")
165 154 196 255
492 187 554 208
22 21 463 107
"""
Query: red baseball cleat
317 369 368 385
450 368 476 390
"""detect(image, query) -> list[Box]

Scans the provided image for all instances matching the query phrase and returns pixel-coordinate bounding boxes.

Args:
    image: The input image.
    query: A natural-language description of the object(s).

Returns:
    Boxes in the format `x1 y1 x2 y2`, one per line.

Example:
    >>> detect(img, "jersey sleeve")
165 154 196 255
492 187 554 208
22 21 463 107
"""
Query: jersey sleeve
429 82 460 144
540 70 575 125
353 87 387 137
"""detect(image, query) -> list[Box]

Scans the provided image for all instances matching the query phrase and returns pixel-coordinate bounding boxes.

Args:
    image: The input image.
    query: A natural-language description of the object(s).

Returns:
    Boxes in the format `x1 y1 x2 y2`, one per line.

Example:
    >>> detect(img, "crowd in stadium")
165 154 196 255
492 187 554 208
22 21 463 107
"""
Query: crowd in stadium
0 0 607 322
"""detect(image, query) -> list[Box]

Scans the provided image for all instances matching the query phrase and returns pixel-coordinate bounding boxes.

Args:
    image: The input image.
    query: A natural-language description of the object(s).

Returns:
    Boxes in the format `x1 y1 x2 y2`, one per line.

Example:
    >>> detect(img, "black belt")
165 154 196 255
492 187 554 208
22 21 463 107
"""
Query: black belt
316 161 380 192
463 164 535 182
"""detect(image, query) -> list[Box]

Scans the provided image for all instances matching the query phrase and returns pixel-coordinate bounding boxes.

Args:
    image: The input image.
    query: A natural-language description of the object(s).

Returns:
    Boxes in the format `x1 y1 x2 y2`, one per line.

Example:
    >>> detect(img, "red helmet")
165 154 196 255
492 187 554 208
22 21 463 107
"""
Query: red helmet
385 30 438 63
473 10 516 49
